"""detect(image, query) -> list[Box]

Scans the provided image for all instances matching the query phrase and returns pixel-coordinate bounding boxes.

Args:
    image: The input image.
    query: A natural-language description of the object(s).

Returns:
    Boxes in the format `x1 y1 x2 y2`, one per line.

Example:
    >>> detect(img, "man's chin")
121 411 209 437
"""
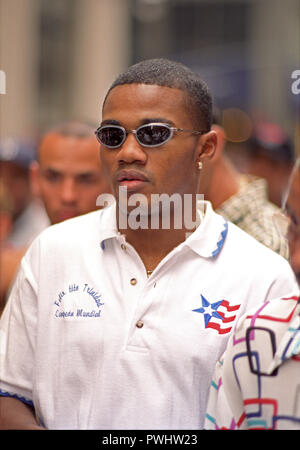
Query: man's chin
117 193 150 217
54 212 78 223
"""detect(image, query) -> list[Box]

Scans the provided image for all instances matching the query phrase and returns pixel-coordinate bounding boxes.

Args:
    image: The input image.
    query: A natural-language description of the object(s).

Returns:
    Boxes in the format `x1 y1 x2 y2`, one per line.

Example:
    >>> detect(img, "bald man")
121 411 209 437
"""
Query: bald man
31 121 111 224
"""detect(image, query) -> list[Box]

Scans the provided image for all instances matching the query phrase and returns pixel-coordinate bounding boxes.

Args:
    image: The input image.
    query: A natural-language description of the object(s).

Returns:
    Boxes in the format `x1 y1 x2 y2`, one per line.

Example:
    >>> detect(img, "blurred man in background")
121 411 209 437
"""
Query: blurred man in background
285 158 300 282
0 181 14 243
199 115 289 259
0 138 49 312
205 156 300 430
230 120 294 207
0 138 49 247
30 120 111 225
0 181 17 314
0 121 111 313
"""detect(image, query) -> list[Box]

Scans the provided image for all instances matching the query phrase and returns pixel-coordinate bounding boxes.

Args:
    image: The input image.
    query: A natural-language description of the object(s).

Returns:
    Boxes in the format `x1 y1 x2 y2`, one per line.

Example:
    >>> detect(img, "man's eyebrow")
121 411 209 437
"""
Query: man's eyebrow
100 119 121 126
140 118 175 126
41 167 60 174
100 118 176 127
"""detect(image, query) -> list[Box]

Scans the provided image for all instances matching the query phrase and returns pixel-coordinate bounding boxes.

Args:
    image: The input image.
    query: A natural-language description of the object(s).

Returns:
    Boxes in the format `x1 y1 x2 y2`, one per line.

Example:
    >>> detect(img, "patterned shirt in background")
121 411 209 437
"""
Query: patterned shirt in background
205 292 300 430
216 175 289 259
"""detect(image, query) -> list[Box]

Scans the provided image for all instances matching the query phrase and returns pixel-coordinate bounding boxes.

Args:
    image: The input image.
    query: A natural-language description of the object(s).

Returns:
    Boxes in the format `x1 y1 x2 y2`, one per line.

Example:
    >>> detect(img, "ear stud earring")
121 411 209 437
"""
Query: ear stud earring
197 161 203 171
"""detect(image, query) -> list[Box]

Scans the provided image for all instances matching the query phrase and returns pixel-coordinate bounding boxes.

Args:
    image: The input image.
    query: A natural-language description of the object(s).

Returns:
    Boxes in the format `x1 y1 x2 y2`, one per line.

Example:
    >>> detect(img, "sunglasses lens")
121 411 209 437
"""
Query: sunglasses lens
137 124 171 147
97 127 125 148
97 123 172 148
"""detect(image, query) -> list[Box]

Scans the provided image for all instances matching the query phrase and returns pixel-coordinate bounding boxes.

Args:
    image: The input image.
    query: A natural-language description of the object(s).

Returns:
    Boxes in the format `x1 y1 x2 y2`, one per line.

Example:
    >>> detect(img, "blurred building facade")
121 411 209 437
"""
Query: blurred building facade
0 0 131 138
0 0 299 145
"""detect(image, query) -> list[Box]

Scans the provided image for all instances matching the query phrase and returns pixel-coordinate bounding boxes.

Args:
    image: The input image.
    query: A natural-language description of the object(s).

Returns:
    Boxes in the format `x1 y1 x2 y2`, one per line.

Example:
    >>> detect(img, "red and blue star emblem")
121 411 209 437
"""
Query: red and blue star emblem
193 294 241 334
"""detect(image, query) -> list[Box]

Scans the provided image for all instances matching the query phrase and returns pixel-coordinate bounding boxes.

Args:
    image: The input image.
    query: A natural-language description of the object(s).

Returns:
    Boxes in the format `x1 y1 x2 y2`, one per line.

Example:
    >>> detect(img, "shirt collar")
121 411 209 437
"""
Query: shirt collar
99 199 228 259
99 201 119 249
183 201 228 258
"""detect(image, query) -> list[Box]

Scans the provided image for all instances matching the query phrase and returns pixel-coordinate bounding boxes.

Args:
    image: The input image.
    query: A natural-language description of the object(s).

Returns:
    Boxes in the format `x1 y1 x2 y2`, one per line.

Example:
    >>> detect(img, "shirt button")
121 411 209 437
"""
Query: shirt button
121 244 126 250
136 320 144 328
130 278 137 285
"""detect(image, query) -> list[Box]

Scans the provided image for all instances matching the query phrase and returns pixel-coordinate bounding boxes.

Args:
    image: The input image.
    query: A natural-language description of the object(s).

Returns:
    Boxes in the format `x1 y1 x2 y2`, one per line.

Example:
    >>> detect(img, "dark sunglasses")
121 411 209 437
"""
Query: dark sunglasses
95 122 207 149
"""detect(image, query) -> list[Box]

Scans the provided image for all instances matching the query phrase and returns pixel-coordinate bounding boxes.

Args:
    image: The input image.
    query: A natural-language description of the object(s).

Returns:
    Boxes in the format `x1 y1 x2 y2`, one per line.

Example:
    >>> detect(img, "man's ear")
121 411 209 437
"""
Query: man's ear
211 124 226 162
197 129 218 164
29 161 42 198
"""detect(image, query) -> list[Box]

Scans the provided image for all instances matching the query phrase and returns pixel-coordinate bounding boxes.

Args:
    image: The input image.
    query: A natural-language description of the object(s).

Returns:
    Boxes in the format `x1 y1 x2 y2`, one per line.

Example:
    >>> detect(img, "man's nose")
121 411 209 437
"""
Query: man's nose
116 133 147 165
60 178 77 204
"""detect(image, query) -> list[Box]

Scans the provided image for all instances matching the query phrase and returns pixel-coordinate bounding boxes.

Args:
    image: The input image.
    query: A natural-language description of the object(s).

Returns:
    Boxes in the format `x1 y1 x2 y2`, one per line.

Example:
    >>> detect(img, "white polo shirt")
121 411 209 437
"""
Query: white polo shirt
0 201 297 429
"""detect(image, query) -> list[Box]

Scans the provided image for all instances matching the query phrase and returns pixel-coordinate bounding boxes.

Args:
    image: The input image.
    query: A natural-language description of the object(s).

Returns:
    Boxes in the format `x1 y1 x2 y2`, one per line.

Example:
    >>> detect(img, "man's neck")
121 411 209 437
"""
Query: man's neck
207 158 241 210
116 204 200 272
124 227 189 272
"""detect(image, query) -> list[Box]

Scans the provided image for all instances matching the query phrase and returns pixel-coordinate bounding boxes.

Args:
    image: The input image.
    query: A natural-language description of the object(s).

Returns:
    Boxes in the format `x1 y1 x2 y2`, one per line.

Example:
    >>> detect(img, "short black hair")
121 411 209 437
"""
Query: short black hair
103 58 213 131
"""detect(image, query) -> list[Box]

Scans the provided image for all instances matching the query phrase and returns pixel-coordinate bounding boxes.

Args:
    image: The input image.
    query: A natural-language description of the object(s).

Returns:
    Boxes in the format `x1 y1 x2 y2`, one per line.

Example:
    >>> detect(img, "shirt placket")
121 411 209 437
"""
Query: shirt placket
115 235 176 353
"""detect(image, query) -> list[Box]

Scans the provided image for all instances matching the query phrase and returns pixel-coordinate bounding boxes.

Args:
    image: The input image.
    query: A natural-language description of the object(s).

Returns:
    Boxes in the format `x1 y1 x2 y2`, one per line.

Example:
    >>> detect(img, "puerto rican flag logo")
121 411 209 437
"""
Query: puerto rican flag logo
192 294 241 334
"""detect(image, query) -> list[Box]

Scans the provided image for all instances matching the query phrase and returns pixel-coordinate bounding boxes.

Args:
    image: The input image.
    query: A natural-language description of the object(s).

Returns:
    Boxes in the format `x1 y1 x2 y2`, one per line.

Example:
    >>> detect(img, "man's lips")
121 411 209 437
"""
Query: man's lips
116 170 149 190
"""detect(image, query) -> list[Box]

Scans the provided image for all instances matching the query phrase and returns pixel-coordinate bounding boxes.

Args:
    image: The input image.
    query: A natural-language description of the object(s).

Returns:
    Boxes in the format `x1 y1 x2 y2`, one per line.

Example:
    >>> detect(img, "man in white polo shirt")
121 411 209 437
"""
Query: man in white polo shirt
0 59 298 430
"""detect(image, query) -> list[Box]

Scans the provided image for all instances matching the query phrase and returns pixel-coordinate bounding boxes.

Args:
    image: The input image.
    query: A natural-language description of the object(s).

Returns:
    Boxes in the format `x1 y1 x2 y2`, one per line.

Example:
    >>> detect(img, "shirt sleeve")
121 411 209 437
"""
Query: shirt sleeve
0 252 38 406
204 340 247 430
205 291 300 430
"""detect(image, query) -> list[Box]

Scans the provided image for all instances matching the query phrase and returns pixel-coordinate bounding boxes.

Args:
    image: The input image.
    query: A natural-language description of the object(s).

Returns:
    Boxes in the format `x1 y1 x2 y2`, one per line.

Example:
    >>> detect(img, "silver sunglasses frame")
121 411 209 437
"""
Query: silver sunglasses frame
95 122 207 149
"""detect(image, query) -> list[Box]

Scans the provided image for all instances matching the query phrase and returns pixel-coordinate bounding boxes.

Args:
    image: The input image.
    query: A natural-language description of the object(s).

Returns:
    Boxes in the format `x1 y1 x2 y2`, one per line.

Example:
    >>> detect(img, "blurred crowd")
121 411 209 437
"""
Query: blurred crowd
0 114 297 314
